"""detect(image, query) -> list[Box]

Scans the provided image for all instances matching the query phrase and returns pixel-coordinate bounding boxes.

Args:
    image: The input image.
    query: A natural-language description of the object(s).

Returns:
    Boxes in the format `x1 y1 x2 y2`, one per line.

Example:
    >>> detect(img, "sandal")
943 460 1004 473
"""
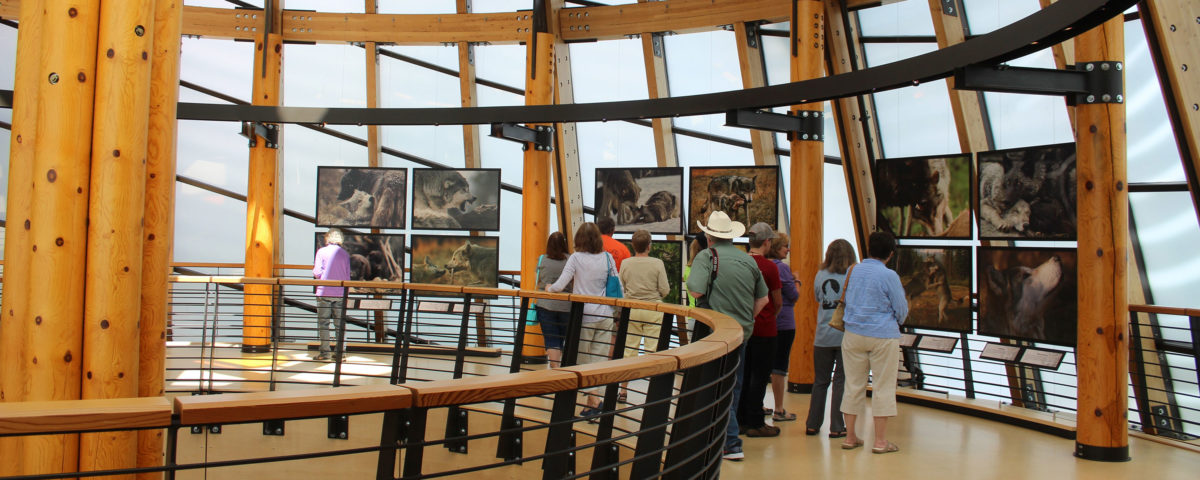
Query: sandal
840 440 864 450
772 410 797 422
871 441 900 454
829 431 847 438
762 408 773 415
805 428 819 436
617 391 629 403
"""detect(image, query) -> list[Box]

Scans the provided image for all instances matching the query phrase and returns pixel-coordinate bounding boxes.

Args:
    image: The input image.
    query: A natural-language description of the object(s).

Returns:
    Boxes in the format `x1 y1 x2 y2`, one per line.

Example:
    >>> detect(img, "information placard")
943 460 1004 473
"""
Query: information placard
451 303 487 314
1018 348 1065 369
916 334 958 353
979 342 1022 362
900 333 920 348
352 298 393 311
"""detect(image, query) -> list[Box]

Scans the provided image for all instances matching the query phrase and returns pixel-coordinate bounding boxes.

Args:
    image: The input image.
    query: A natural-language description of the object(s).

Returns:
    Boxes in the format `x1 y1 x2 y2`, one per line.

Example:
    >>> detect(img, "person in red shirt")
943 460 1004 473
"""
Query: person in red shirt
738 222 783 437
597 216 631 271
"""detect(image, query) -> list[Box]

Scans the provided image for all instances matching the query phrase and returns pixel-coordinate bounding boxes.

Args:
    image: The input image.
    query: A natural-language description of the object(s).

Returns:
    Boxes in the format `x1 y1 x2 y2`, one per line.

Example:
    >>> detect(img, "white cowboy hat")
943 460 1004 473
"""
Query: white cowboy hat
698 211 746 239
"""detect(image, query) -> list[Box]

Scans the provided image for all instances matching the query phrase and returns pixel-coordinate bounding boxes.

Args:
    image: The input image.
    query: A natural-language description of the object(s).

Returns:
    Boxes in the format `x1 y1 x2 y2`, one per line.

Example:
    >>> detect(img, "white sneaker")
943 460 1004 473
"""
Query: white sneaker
722 450 744 461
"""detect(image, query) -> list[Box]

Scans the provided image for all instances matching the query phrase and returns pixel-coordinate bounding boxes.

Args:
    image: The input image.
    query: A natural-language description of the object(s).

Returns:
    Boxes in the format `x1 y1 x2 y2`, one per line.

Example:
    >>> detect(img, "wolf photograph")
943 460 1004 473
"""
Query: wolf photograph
620 239 684 305
411 169 501 231
312 232 406 283
409 235 500 288
688 166 778 235
874 154 971 239
594 168 684 234
977 247 1077 346
977 143 1076 240
316 167 408 229
888 247 972 332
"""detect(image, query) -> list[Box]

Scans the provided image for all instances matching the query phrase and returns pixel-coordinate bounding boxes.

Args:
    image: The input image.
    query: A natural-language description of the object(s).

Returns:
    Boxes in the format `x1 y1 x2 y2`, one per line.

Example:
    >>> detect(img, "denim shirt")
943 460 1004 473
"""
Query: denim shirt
842 258 908 339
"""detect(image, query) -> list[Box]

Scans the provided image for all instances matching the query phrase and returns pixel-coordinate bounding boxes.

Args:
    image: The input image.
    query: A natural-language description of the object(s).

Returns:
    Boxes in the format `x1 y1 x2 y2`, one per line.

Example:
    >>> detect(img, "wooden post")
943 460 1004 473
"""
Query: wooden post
0 0 45 474
786 0 826 391
457 0 481 169
639 30 679 169
80 2 156 476
138 0 183 475
521 32 555 288
243 23 284 353
1074 15 1129 462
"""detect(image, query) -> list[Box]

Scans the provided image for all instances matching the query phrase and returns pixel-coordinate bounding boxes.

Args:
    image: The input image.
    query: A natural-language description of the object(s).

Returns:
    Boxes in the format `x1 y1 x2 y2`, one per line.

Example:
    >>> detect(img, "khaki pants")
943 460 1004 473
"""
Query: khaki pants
623 308 663 358
840 331 900 417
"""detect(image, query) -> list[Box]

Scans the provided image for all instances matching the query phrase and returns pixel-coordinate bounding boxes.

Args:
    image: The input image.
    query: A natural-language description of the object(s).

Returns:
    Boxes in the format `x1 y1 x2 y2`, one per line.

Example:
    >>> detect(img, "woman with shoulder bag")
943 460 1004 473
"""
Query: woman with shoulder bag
807 239 856 437
535 232 572 368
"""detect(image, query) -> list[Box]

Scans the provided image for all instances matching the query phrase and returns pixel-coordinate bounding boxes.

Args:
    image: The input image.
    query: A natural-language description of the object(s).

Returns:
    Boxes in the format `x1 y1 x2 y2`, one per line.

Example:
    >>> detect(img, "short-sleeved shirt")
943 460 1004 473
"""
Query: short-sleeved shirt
750 254 781 337
813 268 847 347
619 256 670 302
843 258 908 339
602 235 632 271
313 243 351 297
686 241 768 340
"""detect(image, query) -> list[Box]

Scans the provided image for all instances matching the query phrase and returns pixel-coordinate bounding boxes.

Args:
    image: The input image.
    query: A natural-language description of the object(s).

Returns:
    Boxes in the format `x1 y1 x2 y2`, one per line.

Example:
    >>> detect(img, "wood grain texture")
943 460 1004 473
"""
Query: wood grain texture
735 21 780 169
521 32 555 293
407 369 578 407
175 385 413 425
243 27 284 350
560 354 678 388
559 0 789 42
639 17 679 168
0 397 172 436
1074 15 1129 451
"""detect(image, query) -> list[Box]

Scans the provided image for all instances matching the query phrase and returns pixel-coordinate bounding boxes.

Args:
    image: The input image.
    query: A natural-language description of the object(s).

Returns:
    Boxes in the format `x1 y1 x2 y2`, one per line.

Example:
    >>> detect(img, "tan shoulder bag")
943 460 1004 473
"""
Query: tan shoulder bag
829 264 855 332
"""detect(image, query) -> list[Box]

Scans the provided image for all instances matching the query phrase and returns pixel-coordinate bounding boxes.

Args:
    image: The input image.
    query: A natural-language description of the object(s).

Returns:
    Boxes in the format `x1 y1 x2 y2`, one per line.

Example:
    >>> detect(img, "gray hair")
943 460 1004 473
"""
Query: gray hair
325 228 344 245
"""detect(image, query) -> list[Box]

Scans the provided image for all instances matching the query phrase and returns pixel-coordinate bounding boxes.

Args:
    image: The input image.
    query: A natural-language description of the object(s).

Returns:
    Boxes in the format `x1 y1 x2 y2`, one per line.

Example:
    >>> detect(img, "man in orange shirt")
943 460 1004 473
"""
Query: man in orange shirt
597 216 631 271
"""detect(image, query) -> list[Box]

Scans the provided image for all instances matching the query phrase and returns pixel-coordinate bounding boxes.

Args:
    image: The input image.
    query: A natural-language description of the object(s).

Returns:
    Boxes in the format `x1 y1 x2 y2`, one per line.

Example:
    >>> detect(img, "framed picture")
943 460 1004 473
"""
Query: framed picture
316 167 408 229
620 239 684 305
977 247 1077 346
873 154 972 239
688 166 779 235
313 232 406 283
888 246 972 333
595 167 684 234
977 143 1076 240
410 168 501 231
409 235 500 289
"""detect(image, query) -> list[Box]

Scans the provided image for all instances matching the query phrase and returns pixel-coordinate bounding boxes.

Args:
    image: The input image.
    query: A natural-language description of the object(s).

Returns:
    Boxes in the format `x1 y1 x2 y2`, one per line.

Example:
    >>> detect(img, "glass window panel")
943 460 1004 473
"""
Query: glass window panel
184 0 259 7
570 38 648 102
173 183 246 263
962 0 1038 35
379 46 466 167
281 124 368 220
577 121 657 208
284 44 368 138
982 49 1074 149
284 215 320 266
378 0 456 14
1131 192 1200 309
0 128 8 223
856 0 935 37
470 0 531 13
177 120 248 192
665 31 749 141
1125 20 1184 183
381 45 463 73
180 37 254 103
0 26 15 90
286 0 363 13
476 44 526 94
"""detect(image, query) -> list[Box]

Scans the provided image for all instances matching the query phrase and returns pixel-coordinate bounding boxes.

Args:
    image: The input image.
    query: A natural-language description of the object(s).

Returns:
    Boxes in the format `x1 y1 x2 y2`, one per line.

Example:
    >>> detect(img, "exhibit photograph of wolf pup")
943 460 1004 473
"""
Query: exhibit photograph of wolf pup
409 235 500 289
977 143 1076 240
410 168 501 231
316 167 408 229
312 232 406 283
874 154 971 239
887 246 972 332
688 166 778 235
620 239 684 304
594 167 683 234
977 247 1077 346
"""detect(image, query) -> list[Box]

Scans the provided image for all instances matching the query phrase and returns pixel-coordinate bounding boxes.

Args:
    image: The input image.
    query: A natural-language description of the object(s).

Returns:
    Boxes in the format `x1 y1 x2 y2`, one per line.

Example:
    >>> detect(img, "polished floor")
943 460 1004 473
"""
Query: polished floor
723 392 1200 479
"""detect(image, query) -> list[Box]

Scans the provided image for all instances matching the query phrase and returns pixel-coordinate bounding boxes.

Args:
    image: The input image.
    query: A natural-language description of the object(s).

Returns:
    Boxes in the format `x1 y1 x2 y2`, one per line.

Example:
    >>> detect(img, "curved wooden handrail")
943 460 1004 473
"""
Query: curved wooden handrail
1128 304 1197 317
1 277 741 436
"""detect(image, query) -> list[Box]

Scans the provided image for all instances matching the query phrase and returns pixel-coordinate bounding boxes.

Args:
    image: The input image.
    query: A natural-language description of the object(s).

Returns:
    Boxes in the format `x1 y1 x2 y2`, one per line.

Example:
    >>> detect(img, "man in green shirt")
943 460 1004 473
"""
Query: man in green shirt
687 211 768 461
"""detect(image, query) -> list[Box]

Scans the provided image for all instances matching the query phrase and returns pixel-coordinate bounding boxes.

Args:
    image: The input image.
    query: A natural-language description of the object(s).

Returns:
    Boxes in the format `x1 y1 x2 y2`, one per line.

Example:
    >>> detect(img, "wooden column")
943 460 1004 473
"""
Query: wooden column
735 22 781 168
786 0 826 390
80 1 156 475
366 0 382 169
457 0 482 169
639 30 679 168
1074 15 1129 462
548 0 584 248
243 16 284 353
927 0 992 153
139 0 183 474
0 0 45 474
521 32 555 291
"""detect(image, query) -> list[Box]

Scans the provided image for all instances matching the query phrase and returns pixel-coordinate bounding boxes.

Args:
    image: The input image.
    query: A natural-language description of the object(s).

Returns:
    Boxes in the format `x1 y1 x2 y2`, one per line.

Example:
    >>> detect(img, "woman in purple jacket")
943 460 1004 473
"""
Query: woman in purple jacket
766 233 800 421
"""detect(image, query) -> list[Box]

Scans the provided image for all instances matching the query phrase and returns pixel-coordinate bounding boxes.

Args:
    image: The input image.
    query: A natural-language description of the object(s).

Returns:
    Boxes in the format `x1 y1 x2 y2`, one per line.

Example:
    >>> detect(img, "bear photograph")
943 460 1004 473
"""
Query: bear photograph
411 168 501 231
595 167 683 234
316 167 408 229
977 247 1077 346
620 239 684 305
887 246 972 332
409 235 500 288
312 232 406 283
874 154 971 239
688 166 779 235
977 143 1076 240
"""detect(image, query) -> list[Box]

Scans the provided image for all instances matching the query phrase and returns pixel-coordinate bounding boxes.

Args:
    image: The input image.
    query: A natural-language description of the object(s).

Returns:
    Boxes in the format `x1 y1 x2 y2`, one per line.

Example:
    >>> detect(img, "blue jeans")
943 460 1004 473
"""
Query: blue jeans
537 307 570 351
725 347 747 452
316 297 344 354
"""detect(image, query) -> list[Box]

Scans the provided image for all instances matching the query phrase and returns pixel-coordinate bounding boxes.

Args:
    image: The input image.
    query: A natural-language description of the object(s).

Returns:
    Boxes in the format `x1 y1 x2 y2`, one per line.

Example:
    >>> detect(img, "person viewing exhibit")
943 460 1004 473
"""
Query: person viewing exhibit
739 222 783 437
596 216 632 272
617 229 671 401
312 228 352 362
807 238 857 437
766 232 800 423
839 232 907 454
535 231 573 369
687 211 769 461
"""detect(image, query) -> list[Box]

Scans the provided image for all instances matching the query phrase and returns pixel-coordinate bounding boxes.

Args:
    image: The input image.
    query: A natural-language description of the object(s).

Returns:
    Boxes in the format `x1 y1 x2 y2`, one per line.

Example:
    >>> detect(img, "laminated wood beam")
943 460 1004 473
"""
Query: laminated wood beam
366 1 382 170
639 30 679 168
927 0 992 153
457 0 481 169
1039 0 1078 126
548 0 586 251
559 0 790 42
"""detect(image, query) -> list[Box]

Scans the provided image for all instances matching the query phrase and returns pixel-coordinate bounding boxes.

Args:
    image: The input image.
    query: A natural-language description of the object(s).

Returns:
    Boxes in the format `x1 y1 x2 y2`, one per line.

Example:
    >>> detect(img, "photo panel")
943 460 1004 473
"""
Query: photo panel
688 166 779 235
410 168 502 231
873 154 972 239
977 143 1076 240
620 239 684 305
887 246 973 333
977 247 1077 346
409 235 500 289
595 167 684 234
316 167 408 229
313 232 406 283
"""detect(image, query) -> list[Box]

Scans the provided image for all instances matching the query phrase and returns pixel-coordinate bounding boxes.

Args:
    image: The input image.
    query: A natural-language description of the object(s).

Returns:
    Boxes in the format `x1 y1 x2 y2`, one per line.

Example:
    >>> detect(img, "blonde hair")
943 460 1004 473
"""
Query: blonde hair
766 233 790 260
820 239 857 274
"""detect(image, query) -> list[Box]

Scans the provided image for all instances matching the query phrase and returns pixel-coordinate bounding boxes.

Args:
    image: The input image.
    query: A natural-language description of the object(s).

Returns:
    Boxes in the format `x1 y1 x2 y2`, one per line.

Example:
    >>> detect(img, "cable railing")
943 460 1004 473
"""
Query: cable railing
0 276 741 479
